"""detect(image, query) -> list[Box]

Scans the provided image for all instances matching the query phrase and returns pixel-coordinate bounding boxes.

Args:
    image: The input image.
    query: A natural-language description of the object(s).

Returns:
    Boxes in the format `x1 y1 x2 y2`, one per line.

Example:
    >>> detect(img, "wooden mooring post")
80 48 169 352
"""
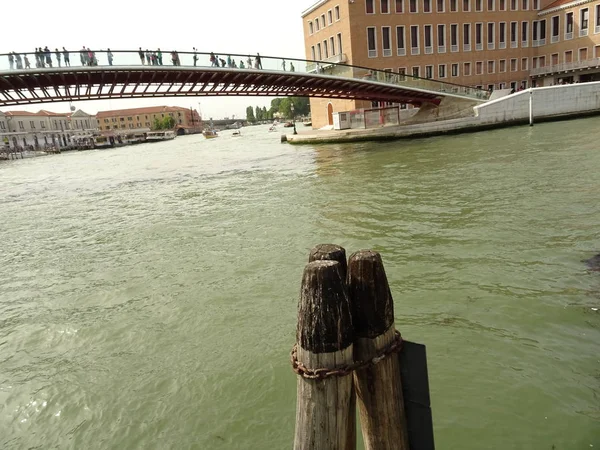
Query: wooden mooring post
292 245 433 450
293 259 356 450
348 250 409 450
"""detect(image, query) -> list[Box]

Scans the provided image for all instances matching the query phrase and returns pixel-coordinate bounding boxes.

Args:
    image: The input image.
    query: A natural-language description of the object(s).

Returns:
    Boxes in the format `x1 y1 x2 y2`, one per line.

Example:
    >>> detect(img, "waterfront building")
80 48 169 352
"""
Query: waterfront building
0 109 97 150
96 106 202 135
302 0 600 128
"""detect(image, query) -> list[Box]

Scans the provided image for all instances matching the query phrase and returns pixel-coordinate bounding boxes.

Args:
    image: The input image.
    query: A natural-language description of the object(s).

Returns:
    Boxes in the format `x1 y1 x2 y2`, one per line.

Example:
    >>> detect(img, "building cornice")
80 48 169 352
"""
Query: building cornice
538 0 593 16
301 0 329 18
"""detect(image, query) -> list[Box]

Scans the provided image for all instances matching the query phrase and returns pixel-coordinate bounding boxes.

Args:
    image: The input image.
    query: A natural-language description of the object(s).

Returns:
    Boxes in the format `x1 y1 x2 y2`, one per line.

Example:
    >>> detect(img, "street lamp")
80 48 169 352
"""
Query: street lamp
291 102 297 135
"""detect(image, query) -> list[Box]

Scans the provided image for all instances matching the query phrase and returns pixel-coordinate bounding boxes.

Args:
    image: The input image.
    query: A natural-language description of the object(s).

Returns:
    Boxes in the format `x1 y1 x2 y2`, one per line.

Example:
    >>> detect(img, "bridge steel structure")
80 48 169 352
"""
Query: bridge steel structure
0 50 490 108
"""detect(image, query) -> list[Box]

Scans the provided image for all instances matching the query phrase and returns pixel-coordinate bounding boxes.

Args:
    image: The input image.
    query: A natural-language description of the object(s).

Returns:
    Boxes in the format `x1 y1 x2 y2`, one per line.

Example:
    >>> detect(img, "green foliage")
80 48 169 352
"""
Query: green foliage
245 97 311 123
152 116 176 130
246 106 256 123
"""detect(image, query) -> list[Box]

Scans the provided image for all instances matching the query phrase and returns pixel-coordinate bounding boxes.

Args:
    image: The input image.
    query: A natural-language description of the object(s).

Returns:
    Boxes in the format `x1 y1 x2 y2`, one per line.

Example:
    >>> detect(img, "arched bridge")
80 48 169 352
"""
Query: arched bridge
0 50 490 107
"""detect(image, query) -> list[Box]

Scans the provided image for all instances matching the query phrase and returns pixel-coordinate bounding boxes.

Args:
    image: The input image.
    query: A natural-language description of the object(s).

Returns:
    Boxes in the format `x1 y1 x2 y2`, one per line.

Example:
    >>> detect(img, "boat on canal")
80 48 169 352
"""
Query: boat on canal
146 130 176 141
203 129 219 139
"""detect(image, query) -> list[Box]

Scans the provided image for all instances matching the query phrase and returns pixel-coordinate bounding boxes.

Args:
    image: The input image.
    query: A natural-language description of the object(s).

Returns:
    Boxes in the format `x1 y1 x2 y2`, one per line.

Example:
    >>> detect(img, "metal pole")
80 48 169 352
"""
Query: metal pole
529 89 534 127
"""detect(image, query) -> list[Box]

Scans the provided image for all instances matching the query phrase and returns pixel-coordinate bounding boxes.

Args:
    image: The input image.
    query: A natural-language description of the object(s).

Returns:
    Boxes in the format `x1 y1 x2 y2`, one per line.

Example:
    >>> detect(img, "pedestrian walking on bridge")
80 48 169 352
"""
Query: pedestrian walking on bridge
63 47 70 66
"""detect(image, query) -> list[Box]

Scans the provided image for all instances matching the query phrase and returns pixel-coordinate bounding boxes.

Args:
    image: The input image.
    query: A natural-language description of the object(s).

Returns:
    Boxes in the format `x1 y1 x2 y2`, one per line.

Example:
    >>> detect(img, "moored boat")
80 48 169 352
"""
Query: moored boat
146 130 176 141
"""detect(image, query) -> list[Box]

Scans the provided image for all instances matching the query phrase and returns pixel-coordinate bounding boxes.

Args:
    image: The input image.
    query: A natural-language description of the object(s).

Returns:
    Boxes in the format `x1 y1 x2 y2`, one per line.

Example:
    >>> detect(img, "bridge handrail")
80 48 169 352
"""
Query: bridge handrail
0 49 491 102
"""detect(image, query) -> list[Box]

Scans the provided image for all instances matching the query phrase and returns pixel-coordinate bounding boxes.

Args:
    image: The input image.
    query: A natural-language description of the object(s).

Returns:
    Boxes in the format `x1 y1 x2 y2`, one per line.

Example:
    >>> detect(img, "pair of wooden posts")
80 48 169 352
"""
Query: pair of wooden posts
292 244 409 450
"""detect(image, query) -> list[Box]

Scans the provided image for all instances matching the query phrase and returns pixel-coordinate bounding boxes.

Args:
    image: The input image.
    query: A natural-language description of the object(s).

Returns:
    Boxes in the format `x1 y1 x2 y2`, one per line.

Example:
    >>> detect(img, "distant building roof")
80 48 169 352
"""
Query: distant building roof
540 0 590 12
4 110 70 117
96 106 191 118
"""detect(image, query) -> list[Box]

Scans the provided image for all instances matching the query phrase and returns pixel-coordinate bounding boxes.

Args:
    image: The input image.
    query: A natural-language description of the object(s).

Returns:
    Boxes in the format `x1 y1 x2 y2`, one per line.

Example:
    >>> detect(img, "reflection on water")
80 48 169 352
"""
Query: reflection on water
0 121 599 449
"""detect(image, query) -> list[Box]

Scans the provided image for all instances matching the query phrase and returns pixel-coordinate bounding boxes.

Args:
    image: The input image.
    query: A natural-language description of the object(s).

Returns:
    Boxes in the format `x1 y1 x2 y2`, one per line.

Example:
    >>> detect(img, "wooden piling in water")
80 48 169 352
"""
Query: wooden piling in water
308 244 347 278
347 250 409 450
293 259 356 450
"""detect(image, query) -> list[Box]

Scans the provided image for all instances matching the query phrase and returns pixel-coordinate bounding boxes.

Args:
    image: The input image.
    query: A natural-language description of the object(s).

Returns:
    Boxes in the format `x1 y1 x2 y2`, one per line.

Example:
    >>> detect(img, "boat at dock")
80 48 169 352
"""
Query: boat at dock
146 130 176 141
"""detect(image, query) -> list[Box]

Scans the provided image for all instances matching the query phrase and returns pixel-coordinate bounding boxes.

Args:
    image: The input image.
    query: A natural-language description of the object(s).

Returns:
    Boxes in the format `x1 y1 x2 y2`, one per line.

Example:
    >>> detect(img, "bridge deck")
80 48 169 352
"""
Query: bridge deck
0 50 490 107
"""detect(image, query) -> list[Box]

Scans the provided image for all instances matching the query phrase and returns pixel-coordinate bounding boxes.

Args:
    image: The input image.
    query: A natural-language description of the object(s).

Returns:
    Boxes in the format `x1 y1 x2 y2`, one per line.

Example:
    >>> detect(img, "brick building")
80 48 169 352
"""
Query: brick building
96 106 201 134
302 0 600 128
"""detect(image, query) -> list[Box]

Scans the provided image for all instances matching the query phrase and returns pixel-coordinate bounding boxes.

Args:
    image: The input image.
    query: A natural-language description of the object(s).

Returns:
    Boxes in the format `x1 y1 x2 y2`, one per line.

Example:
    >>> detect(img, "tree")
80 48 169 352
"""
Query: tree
151 116 176 130
255 106 263 122
246 106 256 123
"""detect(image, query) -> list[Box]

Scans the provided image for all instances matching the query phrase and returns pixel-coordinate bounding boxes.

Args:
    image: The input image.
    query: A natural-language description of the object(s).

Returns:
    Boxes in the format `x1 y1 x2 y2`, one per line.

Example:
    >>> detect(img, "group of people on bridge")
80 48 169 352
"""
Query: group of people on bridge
5 48 296 72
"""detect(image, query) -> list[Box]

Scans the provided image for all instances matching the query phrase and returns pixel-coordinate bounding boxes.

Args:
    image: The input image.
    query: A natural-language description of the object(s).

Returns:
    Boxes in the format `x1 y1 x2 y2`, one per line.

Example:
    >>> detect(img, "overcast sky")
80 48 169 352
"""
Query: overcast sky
1 0 318 119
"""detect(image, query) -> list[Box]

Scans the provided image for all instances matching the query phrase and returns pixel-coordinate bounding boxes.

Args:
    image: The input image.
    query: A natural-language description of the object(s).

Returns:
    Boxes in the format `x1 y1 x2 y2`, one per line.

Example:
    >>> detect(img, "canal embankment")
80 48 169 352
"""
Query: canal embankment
286 81 600 144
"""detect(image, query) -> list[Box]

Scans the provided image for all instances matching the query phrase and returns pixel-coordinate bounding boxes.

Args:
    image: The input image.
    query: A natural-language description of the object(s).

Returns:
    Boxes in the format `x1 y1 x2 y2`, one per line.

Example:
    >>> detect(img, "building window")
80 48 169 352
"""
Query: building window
316 18 320 31
438 24 446 52
510 0 517 10
366 0 375 14
565 12 573 38
499 0 506 10
30 120 36 129
321 14 326 26
323 40 329 58
409 0 418 12
311 46 315 60
533 0 539 8
411 25 420 54
396 26 406 55
382 27 392 56
327 10 332 24
596 5 600 33
335 5 340 20
510 58 517 71
395 0 404 12
499 59 506 72
510 21 518 47
464 62 471 75
451 23 459 51
463 0 470 11
330 36 336 55
317 43 322 59
367 27 377 57
521 0 528 10
540 19 546 43
424 25 433 53
564 50 573 62
437 0 445 12
579 47 588 61
487 60 495 73
398 67 407 80
499 22 507 48
488 22 495 49
425 65 434 78
476 61 483 74
450 0 457 11
551 15 560 42
580 9 589 36
308 22 313 34
381 0 390 13
521 21 528 46
451 63 459 76
464 23 472 51
487 0 494 10
337 33 343 54
475 23 483 50
412 66 420 77
41 122 46 129
521 57 528 70
424 0 432 12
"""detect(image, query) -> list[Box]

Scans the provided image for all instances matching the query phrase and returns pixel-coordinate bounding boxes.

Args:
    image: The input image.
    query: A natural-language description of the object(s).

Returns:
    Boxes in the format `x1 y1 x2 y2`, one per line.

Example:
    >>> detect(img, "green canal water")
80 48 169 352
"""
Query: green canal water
0 119 599 449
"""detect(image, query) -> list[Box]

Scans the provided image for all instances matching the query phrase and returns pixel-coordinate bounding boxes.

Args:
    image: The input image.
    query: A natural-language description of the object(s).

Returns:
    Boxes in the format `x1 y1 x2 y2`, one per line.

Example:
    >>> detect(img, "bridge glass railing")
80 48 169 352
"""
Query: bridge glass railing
0 50 490 101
